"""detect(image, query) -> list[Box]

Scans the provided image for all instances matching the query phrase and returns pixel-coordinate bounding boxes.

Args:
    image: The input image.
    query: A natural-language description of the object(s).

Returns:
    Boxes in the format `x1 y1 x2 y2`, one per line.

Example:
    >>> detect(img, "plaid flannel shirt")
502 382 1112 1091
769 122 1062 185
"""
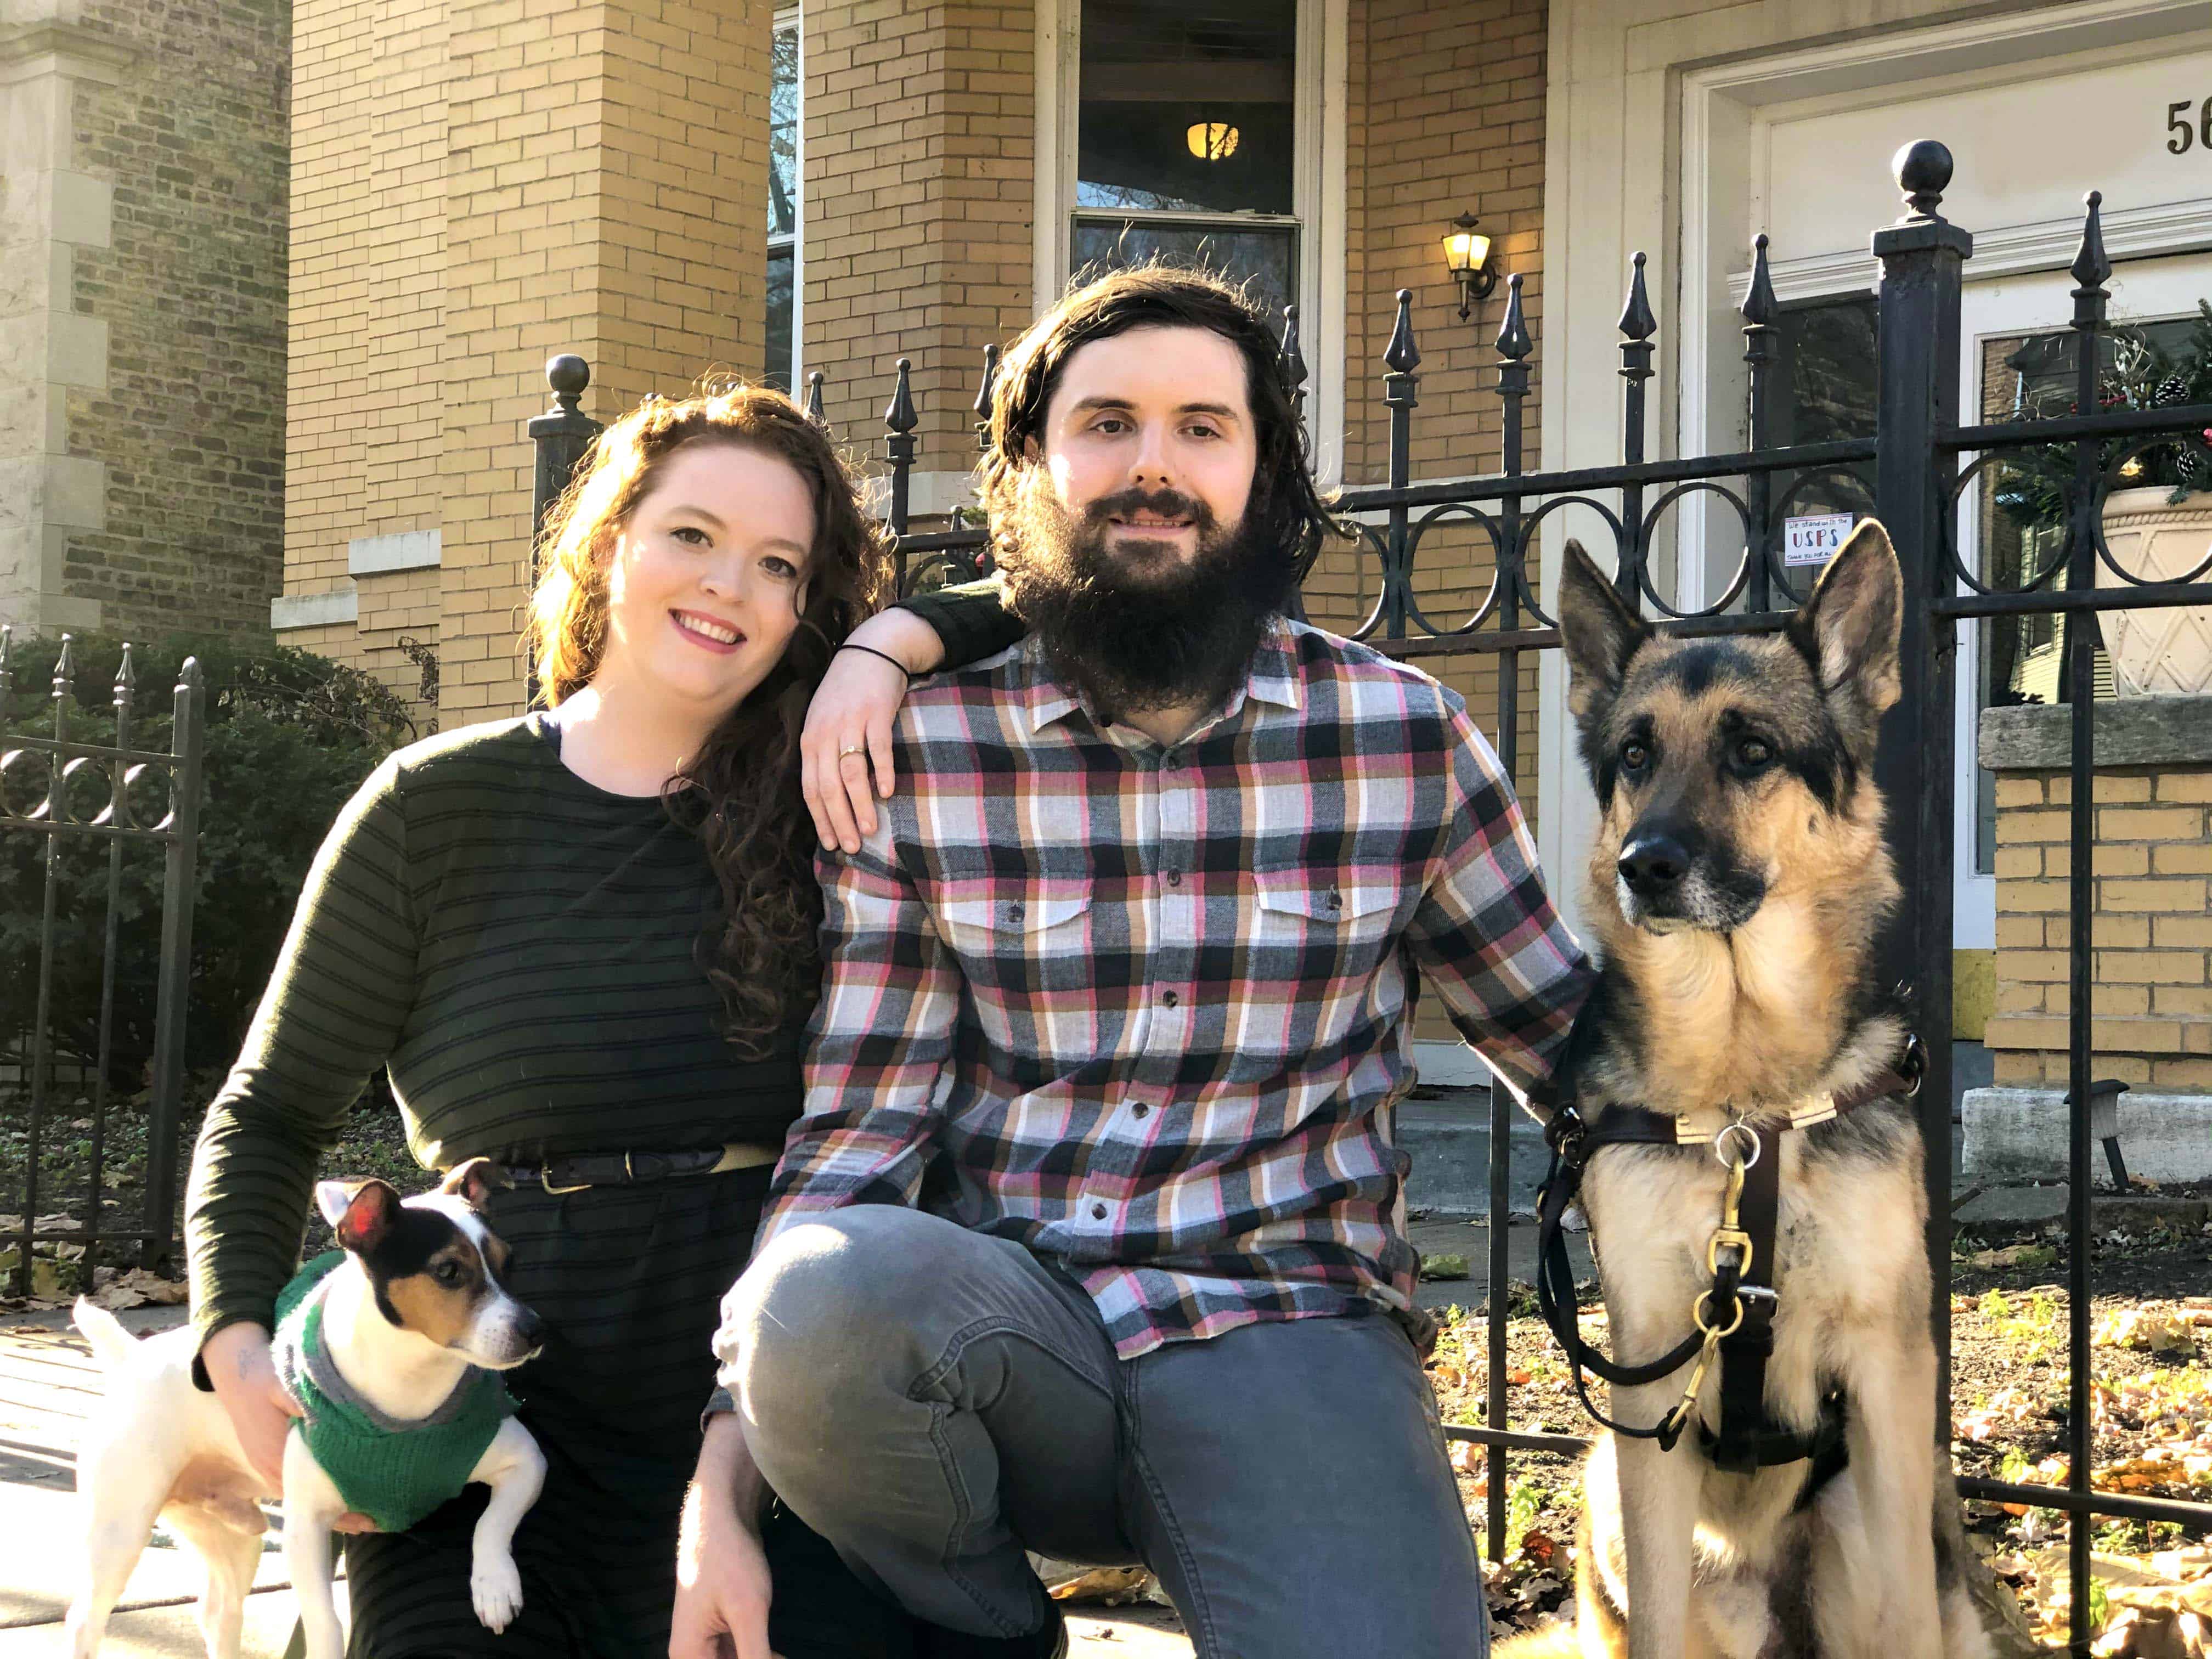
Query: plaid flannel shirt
758 620 1594 1358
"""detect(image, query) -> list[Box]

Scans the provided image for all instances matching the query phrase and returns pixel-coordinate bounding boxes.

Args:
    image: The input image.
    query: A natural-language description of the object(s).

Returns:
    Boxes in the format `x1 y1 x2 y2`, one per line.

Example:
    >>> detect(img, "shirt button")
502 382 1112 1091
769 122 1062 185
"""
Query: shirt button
1162 990 1179 1008
1167 870 1182 887
1090 1201 1108 1220
1132 1103 1150 1119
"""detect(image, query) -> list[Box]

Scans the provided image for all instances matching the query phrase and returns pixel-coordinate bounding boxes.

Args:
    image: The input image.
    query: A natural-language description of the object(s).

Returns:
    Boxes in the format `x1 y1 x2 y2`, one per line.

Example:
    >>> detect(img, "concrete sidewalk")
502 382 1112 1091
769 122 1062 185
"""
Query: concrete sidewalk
0 1305 1192 1656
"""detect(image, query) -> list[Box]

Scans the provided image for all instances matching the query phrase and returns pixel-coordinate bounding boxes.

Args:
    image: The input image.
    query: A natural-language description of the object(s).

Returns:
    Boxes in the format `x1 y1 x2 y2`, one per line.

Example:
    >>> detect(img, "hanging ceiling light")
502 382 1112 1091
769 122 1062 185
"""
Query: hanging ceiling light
1186 122 1239 161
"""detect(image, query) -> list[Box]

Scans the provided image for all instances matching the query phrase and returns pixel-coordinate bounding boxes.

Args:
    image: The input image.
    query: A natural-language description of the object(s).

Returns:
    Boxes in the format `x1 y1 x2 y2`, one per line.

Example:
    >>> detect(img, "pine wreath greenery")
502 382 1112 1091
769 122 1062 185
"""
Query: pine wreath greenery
1993 301 2212 535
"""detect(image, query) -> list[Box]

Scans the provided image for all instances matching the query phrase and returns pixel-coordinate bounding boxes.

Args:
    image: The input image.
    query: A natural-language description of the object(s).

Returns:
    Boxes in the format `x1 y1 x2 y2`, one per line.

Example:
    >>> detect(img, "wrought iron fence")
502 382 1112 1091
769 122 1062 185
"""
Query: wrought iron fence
530 137 2212 1649
0 634 205 1295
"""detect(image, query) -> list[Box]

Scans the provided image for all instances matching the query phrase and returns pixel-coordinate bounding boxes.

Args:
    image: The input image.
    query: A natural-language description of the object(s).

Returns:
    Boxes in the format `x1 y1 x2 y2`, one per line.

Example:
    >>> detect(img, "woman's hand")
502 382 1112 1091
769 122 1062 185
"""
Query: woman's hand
201 1320 379 1531
800 608 947 856
670 1415 781 1659
202 1321 301 1489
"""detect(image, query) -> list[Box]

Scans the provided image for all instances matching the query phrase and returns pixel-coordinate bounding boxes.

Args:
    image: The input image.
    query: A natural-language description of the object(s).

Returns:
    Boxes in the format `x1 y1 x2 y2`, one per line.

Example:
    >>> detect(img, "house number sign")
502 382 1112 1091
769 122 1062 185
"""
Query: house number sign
2168 97 2212 154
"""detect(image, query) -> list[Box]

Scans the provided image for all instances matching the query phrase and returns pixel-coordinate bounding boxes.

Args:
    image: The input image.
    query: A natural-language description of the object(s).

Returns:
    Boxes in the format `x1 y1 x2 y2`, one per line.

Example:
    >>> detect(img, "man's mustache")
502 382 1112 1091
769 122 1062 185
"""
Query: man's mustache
1084 488 1212 530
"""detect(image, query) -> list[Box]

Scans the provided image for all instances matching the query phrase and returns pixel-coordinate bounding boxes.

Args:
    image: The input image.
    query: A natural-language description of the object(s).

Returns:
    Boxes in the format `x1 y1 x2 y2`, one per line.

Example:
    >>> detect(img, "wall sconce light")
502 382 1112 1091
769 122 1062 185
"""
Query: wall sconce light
1187 122 1240 161
1441 212 1498 319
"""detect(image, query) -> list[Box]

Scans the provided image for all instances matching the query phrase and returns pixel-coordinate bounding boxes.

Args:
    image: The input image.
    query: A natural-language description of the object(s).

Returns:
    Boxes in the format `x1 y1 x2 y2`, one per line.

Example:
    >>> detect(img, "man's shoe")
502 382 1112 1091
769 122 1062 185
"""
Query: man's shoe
915 1607 1068 1658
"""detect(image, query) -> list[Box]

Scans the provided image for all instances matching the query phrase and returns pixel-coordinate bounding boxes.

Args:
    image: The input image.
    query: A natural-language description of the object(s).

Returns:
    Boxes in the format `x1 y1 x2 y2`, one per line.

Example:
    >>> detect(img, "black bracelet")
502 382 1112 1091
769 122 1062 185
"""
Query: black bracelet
837 641 912 681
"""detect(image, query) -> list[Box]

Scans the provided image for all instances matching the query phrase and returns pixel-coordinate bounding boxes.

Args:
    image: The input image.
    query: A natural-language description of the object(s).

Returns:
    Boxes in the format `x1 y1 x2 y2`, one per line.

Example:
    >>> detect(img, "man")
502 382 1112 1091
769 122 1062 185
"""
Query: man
675 267 1595 1659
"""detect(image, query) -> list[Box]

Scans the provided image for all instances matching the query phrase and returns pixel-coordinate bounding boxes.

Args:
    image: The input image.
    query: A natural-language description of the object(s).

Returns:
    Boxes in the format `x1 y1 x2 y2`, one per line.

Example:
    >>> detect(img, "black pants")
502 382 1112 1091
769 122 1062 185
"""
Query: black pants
340 1167 924 1658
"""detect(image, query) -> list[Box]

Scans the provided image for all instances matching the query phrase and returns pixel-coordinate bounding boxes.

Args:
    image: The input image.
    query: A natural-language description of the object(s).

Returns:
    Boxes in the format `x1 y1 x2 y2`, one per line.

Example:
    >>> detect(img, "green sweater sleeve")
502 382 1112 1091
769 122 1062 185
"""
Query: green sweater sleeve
184 755 420 1359
894 574 1026 673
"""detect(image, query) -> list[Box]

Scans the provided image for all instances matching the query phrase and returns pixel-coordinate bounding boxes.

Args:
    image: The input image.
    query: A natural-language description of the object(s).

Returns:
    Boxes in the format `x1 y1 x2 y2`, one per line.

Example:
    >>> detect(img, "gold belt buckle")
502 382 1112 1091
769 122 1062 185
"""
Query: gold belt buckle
541 1162 591 1195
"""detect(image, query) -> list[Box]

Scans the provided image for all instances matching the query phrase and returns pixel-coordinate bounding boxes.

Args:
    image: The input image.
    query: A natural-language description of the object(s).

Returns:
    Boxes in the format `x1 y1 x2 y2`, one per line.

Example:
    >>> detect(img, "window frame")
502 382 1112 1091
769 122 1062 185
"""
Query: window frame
1035 0 1348 481
768 6 803 394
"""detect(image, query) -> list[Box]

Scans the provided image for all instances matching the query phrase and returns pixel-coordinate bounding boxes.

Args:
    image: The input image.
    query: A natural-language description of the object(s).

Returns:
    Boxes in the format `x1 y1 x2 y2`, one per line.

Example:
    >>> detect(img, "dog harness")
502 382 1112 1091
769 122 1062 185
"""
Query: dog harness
1533 1036 1925 1503
270 1251 516 1533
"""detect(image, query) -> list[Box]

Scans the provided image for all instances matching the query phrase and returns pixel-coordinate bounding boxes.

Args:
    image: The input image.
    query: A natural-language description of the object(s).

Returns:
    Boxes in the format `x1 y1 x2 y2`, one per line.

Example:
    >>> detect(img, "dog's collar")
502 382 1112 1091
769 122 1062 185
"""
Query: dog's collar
1543 1034 1925 1161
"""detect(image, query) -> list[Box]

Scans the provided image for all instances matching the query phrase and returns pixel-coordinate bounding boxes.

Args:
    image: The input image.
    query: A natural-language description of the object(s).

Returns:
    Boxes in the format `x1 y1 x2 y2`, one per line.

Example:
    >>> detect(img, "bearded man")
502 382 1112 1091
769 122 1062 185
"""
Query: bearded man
677 267 1596 1659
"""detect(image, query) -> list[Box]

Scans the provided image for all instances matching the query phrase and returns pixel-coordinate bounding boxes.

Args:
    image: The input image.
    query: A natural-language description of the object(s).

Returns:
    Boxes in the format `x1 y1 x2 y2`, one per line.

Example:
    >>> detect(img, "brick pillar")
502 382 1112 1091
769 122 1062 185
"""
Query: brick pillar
802 1 1036 517
437 0 775 722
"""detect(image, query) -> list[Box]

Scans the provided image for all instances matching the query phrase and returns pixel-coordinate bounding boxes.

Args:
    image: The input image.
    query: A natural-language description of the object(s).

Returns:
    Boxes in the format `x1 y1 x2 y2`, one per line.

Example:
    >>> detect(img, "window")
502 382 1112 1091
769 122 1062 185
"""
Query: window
765 15 800 394
1071 1 1300 321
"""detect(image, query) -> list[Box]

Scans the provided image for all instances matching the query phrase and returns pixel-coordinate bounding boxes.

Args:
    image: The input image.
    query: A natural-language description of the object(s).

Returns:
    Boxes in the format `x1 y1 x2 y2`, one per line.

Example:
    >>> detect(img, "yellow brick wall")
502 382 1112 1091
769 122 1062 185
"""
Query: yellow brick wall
285 0 374 628
286 0 772 725
1987 766 2212 1089
437 0 774 723
802 1 1036 479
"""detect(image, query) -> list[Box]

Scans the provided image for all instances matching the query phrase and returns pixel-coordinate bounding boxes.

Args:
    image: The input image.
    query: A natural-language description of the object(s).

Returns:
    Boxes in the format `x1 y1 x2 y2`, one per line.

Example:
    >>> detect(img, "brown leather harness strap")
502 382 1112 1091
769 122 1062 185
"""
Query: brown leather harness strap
1536 1039 1925 1482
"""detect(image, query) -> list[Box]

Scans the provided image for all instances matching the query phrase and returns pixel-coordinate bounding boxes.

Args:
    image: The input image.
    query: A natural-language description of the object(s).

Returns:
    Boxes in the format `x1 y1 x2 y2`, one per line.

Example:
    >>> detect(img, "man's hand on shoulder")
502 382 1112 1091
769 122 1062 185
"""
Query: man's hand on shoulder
670 1413 782 1659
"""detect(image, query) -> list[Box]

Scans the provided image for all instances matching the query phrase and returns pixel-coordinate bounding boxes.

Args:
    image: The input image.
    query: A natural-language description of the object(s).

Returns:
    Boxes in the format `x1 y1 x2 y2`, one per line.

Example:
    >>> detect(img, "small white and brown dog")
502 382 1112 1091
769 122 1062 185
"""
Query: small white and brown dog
66 1160 546 1659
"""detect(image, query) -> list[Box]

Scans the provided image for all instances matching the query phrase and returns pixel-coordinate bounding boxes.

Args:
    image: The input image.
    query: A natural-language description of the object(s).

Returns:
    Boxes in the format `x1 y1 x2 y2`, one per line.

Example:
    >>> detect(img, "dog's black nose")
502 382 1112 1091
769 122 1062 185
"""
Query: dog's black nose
517 1308 547 1348
1618 834 1689 895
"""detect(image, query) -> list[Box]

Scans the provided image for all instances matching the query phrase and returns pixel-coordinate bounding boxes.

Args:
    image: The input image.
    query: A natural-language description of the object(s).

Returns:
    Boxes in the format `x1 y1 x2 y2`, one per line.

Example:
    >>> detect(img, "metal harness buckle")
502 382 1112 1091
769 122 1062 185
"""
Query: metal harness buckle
541 1163 590 1195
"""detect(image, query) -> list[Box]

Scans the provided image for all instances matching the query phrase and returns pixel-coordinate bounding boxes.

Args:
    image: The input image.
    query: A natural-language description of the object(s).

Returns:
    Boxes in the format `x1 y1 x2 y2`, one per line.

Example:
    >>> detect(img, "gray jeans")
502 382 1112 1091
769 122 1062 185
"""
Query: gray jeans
723 1206 1488 1659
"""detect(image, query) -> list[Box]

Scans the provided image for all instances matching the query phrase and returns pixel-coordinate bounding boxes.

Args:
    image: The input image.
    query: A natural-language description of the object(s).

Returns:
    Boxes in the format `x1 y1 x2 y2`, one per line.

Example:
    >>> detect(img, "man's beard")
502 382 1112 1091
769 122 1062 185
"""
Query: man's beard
998 477 1296 721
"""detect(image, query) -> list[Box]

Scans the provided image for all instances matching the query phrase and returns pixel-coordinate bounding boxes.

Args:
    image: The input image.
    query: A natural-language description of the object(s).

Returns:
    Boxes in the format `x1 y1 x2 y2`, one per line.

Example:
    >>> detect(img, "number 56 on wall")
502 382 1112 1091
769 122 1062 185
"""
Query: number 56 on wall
2170 97 2211 154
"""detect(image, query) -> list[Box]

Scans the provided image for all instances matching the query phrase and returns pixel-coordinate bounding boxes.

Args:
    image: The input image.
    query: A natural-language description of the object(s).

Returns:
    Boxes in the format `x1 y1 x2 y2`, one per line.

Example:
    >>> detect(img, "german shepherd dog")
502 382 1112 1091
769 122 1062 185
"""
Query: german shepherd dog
1505 522 1992 1659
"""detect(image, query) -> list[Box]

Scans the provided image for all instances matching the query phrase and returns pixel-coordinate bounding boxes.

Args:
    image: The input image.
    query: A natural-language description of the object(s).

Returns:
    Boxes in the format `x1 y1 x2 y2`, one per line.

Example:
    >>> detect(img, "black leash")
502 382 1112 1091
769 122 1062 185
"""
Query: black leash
1533 1037 1925 1475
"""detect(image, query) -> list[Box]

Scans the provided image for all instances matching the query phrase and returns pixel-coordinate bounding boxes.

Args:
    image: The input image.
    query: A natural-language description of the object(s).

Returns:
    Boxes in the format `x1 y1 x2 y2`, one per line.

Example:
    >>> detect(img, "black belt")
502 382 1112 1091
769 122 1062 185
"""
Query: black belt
493 1143 781 1195
1533 1036 1923 1499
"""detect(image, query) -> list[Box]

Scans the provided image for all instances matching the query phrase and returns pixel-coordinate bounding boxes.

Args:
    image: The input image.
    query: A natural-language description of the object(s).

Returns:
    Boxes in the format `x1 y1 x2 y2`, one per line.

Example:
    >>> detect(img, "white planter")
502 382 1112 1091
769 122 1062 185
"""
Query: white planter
2098 486 2212 696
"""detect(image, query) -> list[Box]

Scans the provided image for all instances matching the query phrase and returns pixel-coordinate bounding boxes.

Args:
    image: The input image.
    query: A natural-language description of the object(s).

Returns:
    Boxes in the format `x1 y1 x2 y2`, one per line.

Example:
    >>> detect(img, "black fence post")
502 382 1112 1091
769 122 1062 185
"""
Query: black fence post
140 656 204 1272
2061 190 2112 1659
1870 139 1971 1402
1616 256 1653 603
885 358 918 593
1382 291 1420 638
1741 236 1778 615
528 354 602 707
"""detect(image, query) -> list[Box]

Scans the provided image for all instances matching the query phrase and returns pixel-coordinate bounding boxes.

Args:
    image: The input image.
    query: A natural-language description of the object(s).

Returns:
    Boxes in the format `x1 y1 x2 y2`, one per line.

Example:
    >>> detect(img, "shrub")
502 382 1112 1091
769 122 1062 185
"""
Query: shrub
0 632 420 1091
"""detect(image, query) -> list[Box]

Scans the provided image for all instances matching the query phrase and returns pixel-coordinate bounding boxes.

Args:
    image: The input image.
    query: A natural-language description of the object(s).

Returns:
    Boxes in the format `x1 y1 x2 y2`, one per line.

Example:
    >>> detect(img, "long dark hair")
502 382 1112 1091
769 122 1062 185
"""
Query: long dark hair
978 264 1350 579
527 385 890 1056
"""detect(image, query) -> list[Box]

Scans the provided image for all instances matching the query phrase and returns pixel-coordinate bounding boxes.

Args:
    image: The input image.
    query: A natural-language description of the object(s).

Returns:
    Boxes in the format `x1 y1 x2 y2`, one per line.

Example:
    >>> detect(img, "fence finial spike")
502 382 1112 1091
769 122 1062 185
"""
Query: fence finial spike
973 344 1000 420
885 358 918 436
1279 302 1309 393
116 642 136 693
1495 273 1531 362
179 656 202 690
546 354 590 413
1384 289 1421 375
1619 252 1656 341
1741 234 1778 328
803 370 826 426
1891 138 1952 221
54 634 74 692
0 624 11 678
2071 191 2111 289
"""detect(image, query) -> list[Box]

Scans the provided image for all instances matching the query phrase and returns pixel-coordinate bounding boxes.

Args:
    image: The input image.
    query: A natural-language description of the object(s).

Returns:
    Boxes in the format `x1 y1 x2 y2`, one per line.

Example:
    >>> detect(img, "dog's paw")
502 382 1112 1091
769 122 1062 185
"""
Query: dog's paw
470 1554 524 1633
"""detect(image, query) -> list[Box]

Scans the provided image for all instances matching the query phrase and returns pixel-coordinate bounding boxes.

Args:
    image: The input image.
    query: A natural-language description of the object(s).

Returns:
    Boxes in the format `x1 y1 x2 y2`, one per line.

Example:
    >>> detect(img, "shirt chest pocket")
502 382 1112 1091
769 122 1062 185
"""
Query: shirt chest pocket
933 887 1097 989
1252 866 1402 960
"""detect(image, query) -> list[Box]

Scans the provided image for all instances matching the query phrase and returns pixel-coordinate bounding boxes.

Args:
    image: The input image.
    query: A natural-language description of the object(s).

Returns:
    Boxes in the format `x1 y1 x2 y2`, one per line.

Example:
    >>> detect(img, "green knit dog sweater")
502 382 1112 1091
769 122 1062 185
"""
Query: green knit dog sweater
270 1251 517 1533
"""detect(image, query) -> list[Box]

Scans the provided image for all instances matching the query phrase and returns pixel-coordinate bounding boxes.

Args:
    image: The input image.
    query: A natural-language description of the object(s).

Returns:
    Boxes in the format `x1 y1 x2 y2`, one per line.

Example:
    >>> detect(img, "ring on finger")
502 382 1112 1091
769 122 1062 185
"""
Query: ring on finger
838 743 866 759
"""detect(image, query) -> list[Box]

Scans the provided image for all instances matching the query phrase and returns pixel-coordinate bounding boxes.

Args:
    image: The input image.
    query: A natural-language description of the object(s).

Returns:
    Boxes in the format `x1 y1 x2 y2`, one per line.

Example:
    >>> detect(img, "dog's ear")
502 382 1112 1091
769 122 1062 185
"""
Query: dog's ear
1793 519 1903 728
318 1178 401 1254
439 1157 512 1211
1556 540 1650 728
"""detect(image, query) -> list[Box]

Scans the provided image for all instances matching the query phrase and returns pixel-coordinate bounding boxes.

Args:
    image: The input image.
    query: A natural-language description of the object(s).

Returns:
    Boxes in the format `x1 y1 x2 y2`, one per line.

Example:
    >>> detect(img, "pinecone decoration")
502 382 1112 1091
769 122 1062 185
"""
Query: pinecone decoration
2154 373 2189 407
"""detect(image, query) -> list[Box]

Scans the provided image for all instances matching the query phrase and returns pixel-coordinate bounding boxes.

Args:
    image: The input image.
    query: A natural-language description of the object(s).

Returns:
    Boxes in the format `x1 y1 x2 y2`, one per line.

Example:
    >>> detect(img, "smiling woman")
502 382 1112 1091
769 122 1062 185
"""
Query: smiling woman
180 383 1026 1659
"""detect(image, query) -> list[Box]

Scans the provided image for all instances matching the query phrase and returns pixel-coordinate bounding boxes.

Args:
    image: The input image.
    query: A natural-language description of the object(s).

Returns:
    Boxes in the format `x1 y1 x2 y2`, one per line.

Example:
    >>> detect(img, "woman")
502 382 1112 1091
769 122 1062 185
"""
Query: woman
182 385 1018 1657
